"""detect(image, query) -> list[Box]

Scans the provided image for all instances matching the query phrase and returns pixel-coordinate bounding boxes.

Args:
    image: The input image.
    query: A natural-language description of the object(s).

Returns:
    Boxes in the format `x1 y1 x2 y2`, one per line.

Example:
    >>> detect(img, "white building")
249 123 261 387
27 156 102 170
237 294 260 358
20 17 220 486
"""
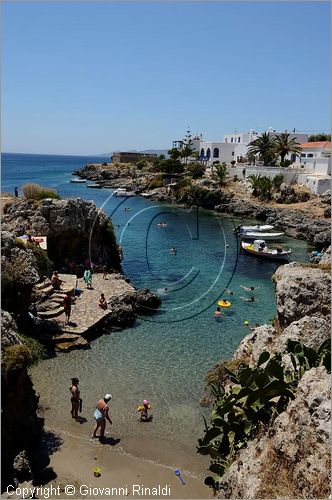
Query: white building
297 141 331 194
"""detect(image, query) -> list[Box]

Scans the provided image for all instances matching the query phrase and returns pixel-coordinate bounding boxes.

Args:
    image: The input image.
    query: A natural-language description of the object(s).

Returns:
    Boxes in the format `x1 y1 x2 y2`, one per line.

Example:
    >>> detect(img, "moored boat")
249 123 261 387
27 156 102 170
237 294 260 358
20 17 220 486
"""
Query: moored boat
240 231 285 241
241 240 291 261
141 192 152 198
87 184 103 189
240 224 274 232
113 188 134 197
70 178 86 183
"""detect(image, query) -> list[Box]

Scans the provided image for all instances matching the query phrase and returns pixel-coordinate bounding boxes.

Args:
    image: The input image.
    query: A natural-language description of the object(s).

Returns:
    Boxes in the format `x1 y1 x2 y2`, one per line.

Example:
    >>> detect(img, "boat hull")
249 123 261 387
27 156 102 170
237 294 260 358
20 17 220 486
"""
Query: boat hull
241 232 284 240
241 242 291 261
241 225 274 231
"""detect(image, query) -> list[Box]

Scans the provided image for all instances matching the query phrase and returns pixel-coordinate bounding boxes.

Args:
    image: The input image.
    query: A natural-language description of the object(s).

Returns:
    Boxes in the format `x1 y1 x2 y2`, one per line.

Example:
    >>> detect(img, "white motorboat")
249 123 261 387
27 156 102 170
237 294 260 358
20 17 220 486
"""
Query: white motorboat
241 240 291 261
113 188 134 197
240 224 274 232
87 184 103 189
70 178 86 183
240 231 285 241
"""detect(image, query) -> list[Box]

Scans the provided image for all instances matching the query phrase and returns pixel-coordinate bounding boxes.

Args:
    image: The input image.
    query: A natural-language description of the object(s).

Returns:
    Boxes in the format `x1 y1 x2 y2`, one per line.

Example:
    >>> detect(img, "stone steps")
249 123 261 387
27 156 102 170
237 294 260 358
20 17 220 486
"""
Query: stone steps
35 279 52 291
37 307 65 319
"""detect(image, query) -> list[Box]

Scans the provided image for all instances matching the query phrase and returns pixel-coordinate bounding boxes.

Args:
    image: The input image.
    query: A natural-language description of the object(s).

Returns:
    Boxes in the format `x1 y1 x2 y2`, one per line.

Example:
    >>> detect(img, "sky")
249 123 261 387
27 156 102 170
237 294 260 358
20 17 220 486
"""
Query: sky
2 1 331 155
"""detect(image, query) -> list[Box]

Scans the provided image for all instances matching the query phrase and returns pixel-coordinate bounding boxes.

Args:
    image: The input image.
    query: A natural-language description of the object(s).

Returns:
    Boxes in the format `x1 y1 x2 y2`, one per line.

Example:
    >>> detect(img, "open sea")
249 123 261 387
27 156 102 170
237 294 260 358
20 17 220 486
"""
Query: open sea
2 153 311 476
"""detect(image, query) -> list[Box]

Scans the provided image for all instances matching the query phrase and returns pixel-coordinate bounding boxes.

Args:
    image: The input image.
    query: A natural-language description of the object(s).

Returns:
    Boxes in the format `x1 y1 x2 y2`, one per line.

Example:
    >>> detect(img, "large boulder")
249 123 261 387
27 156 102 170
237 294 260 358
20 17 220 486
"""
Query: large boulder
217 367 331 499
274 263 331 327
2 198 121 271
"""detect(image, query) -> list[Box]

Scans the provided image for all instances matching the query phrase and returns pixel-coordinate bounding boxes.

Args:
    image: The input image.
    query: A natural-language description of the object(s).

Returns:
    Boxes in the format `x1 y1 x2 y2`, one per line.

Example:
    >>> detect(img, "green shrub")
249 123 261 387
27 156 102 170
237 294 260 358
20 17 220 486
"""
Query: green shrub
272 174 284 190
149 175 164 189
26 242 53 278
2 344 32 372
136 160 148 170
187 163 206 179
22 183 60 200
19 335 47 366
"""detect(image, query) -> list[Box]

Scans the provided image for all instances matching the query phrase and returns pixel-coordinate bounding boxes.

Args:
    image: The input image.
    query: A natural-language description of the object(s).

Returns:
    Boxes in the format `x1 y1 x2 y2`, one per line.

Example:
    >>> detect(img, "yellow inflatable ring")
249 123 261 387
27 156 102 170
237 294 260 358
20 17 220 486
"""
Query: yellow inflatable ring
218 300 231 308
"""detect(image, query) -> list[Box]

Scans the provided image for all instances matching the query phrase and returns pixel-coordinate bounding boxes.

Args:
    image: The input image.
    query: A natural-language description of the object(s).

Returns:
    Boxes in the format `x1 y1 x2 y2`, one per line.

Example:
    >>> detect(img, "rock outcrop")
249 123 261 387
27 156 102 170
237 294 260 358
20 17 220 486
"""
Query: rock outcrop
1 311 42 489
274 262 331 327
217 367 330 499
2 198 121 271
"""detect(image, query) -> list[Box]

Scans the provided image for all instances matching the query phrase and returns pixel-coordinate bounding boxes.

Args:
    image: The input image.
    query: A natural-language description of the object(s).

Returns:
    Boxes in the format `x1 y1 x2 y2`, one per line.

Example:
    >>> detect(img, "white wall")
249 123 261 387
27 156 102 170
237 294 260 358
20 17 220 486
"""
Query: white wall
305 176 331 195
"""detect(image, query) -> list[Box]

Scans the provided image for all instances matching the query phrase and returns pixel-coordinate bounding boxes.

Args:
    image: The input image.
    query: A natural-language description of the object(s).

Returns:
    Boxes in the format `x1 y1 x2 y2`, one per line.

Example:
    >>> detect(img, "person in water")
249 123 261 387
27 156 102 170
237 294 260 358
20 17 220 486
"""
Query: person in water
92 394 113 440
226 289 233 295
240 285 258 292
214 306 223 318
170 247 177 255
69 377 80 419
136 400 151 422
240 296 256 302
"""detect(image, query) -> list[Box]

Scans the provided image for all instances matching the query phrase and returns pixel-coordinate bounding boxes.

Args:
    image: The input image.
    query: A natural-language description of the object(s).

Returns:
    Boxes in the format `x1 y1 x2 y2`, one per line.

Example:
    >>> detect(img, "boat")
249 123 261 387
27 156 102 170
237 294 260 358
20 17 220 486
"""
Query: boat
240 224 274 232
240 231 285 241
113 188 134 197
87 184 103 189
70 178 86 183
241 240 291 261
141 192 152 198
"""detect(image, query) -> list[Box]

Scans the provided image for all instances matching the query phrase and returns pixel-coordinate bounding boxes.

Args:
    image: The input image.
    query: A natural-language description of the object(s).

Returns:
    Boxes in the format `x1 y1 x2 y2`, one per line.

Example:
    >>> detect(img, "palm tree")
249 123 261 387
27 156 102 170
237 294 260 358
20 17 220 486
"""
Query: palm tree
214 164 228 187
247 132 277 166
274 133 302 166
247 174 262 197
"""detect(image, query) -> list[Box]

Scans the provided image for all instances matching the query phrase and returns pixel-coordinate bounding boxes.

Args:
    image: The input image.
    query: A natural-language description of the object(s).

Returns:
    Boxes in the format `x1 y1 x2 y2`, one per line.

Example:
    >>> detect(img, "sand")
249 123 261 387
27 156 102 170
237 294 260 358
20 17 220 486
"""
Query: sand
33 424 213 500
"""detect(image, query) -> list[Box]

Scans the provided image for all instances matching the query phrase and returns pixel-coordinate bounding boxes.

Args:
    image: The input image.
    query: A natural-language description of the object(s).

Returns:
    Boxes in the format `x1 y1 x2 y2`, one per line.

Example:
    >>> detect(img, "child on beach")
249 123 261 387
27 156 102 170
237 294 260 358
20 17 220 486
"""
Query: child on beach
136 400 152 422
99 293 108 310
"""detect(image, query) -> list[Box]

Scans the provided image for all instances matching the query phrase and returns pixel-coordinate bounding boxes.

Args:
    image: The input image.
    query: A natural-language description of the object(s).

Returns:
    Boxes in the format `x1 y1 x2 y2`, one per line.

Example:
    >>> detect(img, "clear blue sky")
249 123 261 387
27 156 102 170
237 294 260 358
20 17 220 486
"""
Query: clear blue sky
2 1 330 155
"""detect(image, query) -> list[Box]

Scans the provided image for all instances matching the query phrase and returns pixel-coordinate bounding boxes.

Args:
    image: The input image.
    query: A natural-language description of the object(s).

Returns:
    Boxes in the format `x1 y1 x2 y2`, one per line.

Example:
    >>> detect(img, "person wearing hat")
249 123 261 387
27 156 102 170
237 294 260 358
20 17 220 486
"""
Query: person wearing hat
92 394 112 440
69 378 80 419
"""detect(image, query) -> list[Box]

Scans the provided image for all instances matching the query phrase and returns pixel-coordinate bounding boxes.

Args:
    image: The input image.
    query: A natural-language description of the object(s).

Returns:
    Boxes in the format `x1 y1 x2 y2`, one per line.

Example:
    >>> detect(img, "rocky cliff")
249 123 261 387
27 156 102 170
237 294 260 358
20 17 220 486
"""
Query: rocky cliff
203 262 331 499
1 311 42 490
2 198 121 271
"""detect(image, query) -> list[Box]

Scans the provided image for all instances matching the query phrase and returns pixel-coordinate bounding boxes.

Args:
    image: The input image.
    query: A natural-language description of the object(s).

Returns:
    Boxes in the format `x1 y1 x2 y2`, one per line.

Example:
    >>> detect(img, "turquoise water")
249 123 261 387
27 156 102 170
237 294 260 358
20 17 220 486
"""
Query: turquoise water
3 153 311 469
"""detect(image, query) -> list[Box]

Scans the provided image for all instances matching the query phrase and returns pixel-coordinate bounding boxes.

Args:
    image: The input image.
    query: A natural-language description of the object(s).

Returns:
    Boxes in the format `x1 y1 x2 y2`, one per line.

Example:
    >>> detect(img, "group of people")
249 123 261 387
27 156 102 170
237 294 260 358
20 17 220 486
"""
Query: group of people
69 378 151 442
214 284 259 318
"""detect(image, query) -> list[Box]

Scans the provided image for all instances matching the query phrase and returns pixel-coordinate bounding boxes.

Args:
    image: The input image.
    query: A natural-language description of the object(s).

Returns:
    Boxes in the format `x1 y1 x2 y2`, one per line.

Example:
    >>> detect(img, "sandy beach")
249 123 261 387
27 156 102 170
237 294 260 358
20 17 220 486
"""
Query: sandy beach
31 424 212 500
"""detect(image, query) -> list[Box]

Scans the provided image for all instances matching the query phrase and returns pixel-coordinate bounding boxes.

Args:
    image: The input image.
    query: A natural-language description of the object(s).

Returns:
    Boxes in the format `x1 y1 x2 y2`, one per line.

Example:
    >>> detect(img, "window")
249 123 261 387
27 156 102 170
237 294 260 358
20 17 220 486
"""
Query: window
206 148 211 159
200 148 205 157
213 148 219 158
300 153 306 157
307 153 313 158
231 138 233 143
231 152 234 156
238 137 241 143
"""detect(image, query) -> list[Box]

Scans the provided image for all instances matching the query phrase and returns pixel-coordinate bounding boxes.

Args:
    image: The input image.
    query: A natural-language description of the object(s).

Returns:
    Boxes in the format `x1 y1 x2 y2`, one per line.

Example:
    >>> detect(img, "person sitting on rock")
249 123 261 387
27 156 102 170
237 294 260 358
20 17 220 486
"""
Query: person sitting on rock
51 271 64 290
99 293 107 310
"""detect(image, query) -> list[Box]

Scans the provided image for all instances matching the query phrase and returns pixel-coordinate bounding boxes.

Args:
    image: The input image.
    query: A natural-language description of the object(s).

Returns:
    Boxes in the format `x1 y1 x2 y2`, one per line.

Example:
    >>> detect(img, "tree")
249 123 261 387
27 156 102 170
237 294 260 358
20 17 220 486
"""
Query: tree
214 164 228 187
154 148 184 174
187 163 205 179
247 174 262 197
247 132 277 166
308 133 331 142
181 128 195 165
274 133 302 166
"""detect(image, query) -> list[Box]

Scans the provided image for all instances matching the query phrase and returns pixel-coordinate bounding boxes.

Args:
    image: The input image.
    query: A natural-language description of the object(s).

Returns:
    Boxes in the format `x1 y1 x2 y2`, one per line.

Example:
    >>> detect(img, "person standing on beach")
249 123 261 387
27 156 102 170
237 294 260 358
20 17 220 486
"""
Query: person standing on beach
92 394 113 440
69 378 80 419
102 264 108 280
14 186 18 197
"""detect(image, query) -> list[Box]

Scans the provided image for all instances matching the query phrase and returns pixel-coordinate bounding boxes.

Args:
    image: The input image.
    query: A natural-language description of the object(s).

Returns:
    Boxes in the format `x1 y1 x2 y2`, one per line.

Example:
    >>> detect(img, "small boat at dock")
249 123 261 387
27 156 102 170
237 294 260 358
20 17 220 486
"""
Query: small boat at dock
87 184 103 189
141 192 152 198
240 224 274 232
242 240 291 261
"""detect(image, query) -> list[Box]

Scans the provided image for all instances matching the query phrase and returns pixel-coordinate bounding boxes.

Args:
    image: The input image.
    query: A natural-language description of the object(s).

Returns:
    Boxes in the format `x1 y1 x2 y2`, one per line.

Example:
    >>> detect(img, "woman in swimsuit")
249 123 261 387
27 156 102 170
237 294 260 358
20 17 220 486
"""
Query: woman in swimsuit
92 394 112 440
69 377 80 419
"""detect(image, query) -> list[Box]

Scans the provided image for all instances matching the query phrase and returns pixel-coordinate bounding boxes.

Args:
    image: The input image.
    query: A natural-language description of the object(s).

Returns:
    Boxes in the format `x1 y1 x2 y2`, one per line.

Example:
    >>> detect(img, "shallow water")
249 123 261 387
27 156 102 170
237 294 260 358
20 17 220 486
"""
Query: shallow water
3 153 311 470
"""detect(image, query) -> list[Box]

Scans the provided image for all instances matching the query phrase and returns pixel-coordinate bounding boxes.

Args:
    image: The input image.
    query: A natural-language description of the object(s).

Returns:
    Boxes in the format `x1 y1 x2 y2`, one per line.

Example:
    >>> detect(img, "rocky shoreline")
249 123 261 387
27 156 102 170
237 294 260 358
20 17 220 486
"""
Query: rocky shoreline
73 162 331 248
201 259 331 499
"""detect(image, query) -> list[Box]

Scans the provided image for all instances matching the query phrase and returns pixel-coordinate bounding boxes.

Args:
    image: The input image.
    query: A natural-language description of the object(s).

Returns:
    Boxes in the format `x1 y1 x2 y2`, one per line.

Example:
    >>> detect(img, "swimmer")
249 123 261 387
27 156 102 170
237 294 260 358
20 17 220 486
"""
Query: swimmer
226 289 233 295
135 399 152 422
170 246 177 255
214 306 223 318
240 285 258 292
240 296 256 302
